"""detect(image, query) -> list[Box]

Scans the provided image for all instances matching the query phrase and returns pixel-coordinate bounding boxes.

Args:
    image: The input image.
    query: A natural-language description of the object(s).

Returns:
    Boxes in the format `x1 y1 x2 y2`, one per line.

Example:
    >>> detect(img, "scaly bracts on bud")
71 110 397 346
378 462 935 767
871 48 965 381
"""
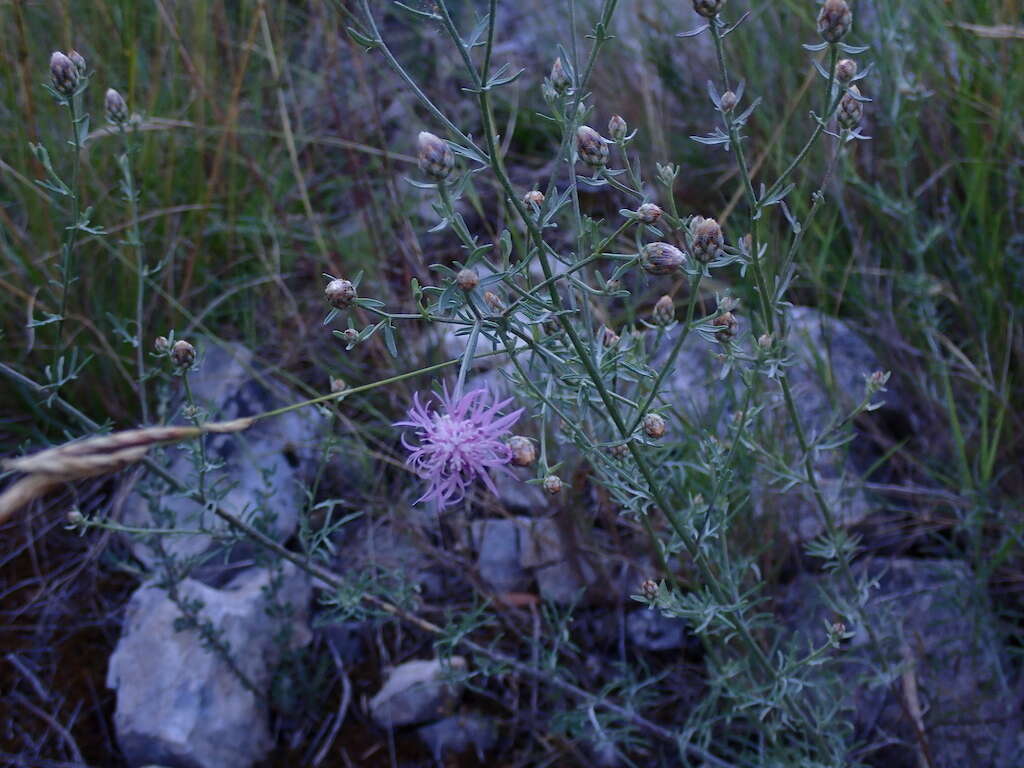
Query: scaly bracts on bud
719 90 738 112
640 579 659 600
483 291 504 312
417 131 455 180
712 312 739 343
105 88 129 125
635 203 663 224
838 85 864 130
456 268 479 292
692 0 725 18
325 278 357 309
691 217 724 264
550 57 571 94
543 474 563 495
523 190 545 207
608 114 628 141
643 413 666 439
154 336 170 353
171 340 196 368
653 295 675 326
508 436 536 467
639 242 685 275
835 58 857 84
49 52 79 98
575 125 608 168
67 50 86 76
817 0 853 43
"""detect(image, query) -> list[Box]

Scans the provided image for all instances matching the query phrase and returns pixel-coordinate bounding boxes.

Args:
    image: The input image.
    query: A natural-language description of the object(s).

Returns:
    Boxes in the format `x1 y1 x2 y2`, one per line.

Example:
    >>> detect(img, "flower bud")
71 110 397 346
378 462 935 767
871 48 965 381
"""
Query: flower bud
575 125 608 168
608 114 628 141
49 51 79 97
639 242 685 275
817 0 853 43
154 336 170 353
550 57 571 94
835 58 857 84
341 328 360 345
543 474 563 495
692 0 725 18
325 278 357 309
605 279 621 293
330 377 347 393
642 413 666 439
635 203 663 224
719 90 738 112
171 339 196 368
417 131 455 180
652 294 675 326
508 436 536 467
865 369 890 396
610 443 629 459
68 50 86 76
838 85 864 130
640 578 659 600
691 217 724 264
105 88 129 125
758 333 773 349
712 312 739 343
602 327 621 347
523 189 545 207
456 268 479 292
656 163 678 188
67 509 85 525
483 291 504 312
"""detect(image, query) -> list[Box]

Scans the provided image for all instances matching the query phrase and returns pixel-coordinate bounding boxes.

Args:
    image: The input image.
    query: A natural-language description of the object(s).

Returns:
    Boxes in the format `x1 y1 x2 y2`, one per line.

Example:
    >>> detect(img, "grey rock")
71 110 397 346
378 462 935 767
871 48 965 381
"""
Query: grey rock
417 713 497 761
626 608 688 651
779 558 1018 768
124 341 328 572
520 517 601 604
369 657 467 728
471 517 531 593
107 563 312 768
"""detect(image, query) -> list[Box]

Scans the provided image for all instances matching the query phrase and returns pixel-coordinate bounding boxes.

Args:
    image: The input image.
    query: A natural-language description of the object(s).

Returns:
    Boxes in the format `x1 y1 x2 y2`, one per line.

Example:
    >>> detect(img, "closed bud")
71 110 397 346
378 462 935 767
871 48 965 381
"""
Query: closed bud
602 327 621 347
643 413 666 439
171 339 196 368
835 58 857 84
639 242 685 275
691 216 724 263
543 474 563 495
817 0 853 43
635 202 663 224
550 57 571 94
608 114 628 141
67 509 85 525
341 328 360 345
508 436 536 467
523 189 545 207
575 125 608 167
605 279 621 293
656 163 679 188
640 579 659 600
719 90 738 112
325 278 357 309
330 377 347 393
838 85 864 130
692 0 725 18
49 51 79 97
653 294 675 326
610 443 629 459
483 291 504 312
105 88 129 125
456 268 479 292
154 336 170 353
865 369 890 395
417 131 455 180
758 333 773 349
712 311 739 343
68 50 86 76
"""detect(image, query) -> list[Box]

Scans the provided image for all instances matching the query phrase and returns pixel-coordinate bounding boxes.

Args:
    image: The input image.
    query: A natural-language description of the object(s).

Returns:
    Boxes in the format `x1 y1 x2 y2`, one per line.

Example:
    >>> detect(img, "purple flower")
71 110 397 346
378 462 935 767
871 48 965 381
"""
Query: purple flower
395 385 523 508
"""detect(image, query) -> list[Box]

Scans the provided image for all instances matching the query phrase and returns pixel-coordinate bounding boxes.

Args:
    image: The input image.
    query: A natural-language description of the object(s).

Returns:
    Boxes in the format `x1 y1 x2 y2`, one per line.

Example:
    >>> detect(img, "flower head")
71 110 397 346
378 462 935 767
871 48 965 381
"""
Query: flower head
395 385 523 507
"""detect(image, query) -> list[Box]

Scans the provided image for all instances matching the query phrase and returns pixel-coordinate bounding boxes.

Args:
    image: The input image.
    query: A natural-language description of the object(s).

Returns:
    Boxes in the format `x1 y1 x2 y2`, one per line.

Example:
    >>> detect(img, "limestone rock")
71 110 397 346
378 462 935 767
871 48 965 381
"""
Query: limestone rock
369 657 467 728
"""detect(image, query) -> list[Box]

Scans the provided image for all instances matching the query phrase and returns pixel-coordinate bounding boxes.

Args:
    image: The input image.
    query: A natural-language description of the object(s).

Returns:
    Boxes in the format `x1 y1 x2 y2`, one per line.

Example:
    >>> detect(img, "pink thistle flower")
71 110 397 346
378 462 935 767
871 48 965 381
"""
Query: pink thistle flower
395 385 523 508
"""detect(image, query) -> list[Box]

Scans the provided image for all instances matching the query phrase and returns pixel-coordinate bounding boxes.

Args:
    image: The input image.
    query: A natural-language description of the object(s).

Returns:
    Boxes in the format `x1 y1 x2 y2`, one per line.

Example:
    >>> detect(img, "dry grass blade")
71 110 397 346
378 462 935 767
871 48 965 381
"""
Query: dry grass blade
0 418 254 523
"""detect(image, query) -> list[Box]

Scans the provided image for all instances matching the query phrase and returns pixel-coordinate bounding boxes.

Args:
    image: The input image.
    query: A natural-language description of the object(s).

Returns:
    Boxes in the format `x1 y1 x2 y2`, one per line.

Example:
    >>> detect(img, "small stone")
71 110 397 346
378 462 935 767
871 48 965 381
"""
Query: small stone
369 657 467 728
417 713 497 761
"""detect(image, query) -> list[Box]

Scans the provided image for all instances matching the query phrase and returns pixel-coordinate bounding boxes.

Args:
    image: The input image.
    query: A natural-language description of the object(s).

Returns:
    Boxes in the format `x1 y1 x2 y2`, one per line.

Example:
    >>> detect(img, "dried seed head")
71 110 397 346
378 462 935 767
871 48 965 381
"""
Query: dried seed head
49 51 79 97
575 125 609 167
456 268 479 292
691 217 724 264
610 443 629 459
171 339 196 368
154 336 170 353
712 312 739 343
643 413 666 439
608 114 628 141
68 50 86 76
325 278 357 309
835 58 858 84
719 90 738 112
417 131 455 180
838 85 864 130
523 189 545 207
692 0 725 18
550 57 571 94
483 291 504 312
640 578 659 600
653 294 675 326
639 242 685 275
508 436 536 467
330 377 347 393
105 88 129 125
635 203 663 224
817 0 853 43
543 474 563 495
